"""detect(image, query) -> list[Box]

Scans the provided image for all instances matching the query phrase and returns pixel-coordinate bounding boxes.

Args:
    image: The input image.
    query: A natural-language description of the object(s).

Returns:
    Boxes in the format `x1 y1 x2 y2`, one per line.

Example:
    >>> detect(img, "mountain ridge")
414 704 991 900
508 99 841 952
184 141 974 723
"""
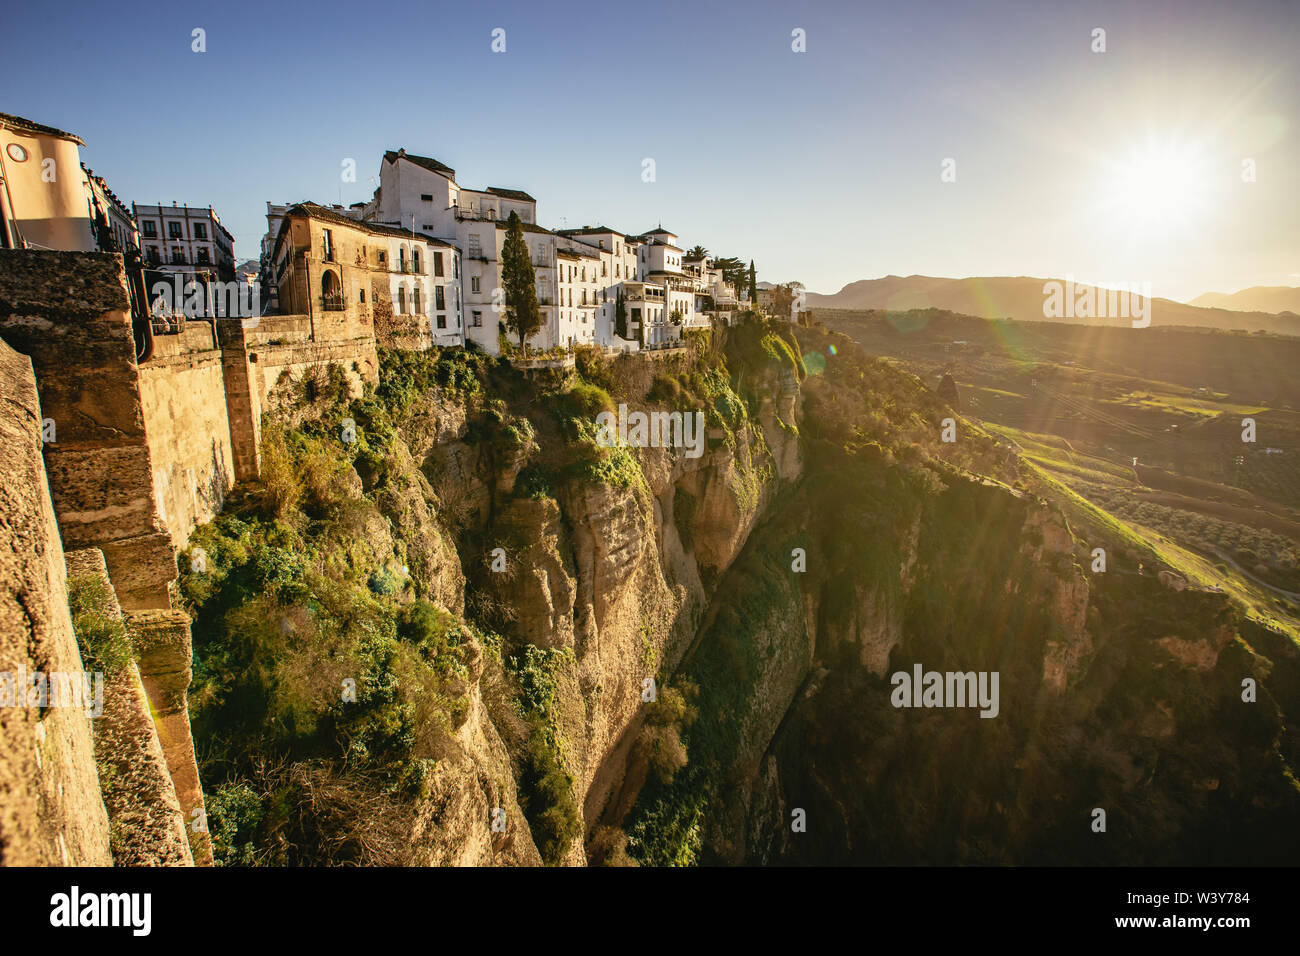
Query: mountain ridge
806 275 1300 335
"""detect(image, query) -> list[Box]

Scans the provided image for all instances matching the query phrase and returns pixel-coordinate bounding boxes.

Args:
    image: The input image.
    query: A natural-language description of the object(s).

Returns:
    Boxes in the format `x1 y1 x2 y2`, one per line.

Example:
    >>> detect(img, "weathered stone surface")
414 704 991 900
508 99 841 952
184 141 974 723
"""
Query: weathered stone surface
129 609 212 865
65 549 192 867
0 340 112 865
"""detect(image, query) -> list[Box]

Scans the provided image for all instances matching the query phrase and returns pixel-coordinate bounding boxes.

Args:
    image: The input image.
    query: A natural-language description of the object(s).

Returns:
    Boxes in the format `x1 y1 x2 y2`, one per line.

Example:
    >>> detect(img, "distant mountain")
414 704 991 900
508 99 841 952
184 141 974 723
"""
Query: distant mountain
805 275 1300 336
1188 285 1300 315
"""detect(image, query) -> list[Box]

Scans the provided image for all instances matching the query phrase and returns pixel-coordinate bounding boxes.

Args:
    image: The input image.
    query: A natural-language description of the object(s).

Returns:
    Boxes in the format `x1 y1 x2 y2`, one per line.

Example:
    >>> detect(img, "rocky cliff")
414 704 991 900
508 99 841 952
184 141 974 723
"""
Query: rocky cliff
161 319 1300 866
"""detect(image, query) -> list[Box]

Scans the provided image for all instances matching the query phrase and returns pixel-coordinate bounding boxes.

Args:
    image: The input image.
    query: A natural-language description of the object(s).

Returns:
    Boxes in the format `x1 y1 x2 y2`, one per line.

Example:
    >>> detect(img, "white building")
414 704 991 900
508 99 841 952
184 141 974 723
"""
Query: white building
133 201 235 281
292 147 737 355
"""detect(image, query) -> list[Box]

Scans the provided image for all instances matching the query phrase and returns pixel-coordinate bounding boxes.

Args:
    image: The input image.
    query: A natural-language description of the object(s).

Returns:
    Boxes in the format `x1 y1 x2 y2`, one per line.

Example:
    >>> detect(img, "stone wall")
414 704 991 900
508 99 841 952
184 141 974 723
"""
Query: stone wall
0 249 174 611
137 346 235 550
0 249 388 867
216 319 263 482
0 340 113 865
65 549 193 867
253 336 380 411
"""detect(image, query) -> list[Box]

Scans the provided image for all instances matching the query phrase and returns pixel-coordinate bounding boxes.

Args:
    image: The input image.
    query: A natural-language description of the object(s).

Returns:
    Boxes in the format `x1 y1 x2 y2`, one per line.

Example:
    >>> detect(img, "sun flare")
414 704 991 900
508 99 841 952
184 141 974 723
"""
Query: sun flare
1098 138 1216 237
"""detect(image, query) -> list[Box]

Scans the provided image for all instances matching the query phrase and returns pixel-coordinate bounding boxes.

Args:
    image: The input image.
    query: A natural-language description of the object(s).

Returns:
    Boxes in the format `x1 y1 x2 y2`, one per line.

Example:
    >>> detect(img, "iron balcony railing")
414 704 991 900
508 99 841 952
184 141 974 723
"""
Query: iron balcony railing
320 294 345 312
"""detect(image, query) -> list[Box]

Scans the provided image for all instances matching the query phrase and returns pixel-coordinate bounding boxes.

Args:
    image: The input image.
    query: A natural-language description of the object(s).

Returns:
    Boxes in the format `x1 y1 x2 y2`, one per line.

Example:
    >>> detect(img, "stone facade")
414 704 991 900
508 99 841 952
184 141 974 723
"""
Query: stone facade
0 247 389 867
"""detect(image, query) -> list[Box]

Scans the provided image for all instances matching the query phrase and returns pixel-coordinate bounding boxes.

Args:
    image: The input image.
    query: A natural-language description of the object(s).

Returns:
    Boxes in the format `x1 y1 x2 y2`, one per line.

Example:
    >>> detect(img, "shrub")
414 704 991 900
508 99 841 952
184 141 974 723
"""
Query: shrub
207 780 265 866
258 421 302 519
559 382 615 419
515 462 556 500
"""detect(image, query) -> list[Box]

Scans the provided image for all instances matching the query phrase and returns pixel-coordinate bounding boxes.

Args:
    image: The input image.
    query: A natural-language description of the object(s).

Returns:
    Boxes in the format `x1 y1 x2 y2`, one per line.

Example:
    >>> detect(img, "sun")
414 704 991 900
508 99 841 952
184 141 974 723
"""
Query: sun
1096 137 1217 237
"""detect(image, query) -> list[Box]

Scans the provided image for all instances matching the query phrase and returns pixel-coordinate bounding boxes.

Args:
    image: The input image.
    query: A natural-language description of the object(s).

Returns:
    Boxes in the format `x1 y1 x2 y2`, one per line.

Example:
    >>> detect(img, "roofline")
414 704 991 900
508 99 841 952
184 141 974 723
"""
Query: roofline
0 112 85 146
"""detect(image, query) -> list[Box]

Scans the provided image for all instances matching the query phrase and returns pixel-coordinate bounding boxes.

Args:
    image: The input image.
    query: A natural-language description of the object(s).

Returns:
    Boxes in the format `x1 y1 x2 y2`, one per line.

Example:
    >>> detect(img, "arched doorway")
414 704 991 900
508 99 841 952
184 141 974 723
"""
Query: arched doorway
321 270 342 310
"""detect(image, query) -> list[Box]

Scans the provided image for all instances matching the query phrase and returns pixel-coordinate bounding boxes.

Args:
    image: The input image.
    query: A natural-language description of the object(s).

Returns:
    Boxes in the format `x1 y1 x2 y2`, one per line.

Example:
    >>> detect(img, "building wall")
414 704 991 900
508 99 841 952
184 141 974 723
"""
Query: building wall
378 156 457 239
0 128 95 251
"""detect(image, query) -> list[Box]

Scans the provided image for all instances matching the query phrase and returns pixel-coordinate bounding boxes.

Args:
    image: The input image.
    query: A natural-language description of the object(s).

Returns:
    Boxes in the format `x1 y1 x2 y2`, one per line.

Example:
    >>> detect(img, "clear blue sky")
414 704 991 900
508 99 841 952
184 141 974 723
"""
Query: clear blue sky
5 0 1298 300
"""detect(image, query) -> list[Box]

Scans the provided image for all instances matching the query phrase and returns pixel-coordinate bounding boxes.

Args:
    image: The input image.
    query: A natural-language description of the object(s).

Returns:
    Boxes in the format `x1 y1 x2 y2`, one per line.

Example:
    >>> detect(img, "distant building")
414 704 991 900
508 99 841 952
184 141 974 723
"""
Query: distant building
133 201 235 282
268 202 462 349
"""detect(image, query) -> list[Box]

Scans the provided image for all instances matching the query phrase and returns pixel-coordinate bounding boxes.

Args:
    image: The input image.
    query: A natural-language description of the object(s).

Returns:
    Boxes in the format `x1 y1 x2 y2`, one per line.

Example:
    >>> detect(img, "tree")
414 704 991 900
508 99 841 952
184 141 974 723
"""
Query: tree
747 260 758 303
712 256 745 291
687 244 708 260
501 211 541 351
615 289 629 340
771 282 796 319
937 372 961 409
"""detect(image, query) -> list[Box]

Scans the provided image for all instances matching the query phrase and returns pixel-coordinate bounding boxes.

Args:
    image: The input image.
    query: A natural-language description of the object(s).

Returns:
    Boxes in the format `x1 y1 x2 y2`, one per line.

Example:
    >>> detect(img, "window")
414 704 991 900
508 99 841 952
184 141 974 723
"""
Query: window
171 247 186 264
413 249 422 273
468 234 482 257
471 276 480 293
399 247 407 272
322 229 334 262
398 287 407 314
436 314 446 329
471 310 482 327
147 246 160 264
453 256 459 278
168 222 182 239
435 286 445 311
197 248 210 264
434 252 444 277
141 221 157 238
421 193 433 201
193 223 207 239
413 288 422 313
359 289 366 304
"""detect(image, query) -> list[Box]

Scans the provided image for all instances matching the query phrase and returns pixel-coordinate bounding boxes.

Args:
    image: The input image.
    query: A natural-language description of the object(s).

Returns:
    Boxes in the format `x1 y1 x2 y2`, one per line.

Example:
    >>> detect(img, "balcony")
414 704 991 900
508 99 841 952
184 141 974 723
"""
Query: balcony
320 294 345 312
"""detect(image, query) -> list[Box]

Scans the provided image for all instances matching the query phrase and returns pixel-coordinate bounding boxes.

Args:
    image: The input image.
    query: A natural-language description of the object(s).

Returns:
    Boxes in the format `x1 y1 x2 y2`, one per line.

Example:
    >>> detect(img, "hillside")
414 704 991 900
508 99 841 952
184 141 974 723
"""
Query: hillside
806 275 1300 336
170 316 1299 866
1189 286 1300 315
818 307 1300 640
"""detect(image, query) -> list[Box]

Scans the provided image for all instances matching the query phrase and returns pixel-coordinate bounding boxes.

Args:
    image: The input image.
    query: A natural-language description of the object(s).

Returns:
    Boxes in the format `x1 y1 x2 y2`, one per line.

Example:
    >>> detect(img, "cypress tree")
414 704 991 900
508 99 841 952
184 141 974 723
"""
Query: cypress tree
502 212 541 351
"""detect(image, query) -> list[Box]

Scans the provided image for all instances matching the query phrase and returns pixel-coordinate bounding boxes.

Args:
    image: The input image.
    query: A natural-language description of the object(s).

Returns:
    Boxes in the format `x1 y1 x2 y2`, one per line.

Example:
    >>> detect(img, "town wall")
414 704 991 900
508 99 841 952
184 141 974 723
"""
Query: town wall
0 339 113 865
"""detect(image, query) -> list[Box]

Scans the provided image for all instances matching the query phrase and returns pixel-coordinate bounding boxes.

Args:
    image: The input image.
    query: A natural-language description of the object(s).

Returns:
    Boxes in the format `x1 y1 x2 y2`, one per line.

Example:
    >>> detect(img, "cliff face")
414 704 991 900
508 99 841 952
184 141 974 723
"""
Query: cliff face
172 322 1299 867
